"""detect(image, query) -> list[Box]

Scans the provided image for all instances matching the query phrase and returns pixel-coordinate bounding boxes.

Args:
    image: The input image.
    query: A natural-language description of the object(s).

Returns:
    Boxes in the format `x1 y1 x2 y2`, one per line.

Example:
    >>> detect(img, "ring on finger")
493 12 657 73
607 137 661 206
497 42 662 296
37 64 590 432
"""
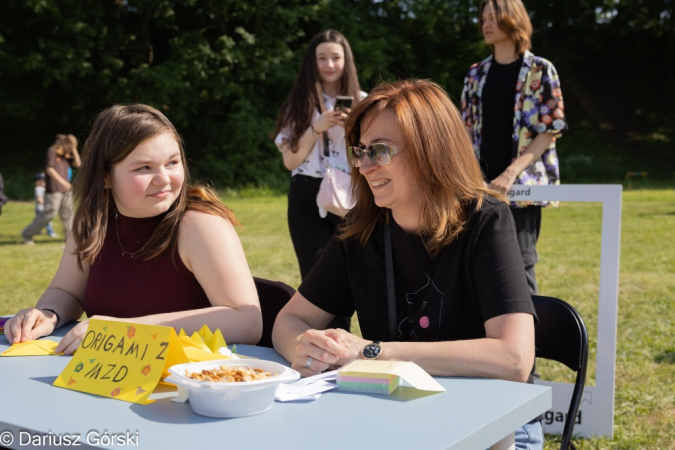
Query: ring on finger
305 357 314 369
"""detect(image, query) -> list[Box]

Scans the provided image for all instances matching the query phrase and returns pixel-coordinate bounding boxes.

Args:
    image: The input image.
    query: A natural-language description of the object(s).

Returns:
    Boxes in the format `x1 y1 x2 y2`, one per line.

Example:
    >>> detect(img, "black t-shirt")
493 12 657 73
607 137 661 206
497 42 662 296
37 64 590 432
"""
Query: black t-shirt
479 57 523 182
299 196 537 343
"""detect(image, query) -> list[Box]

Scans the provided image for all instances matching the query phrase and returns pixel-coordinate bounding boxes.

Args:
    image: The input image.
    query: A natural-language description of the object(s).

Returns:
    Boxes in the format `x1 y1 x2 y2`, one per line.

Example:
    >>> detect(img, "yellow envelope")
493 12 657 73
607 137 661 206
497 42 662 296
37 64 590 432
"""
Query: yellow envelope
1 339 61 356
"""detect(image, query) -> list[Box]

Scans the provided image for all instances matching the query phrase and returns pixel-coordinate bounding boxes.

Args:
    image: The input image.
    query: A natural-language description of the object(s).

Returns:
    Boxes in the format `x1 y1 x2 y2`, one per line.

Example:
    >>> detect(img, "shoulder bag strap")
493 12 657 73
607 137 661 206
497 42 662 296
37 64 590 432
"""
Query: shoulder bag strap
384 224 397 341
322 131 330 158
315 82 330 158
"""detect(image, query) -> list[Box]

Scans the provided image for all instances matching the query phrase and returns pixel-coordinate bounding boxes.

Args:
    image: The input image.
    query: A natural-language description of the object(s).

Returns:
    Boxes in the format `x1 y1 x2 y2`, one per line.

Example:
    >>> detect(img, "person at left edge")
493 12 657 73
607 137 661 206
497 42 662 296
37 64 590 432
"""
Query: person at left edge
4 104 262 353
33 172 58 238
21 134 80 244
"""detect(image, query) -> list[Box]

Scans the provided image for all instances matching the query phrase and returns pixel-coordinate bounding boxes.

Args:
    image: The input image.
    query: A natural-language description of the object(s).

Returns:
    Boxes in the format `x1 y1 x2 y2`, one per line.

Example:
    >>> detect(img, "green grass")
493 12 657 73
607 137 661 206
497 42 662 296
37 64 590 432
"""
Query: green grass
535 190 675 449
1 189 674 448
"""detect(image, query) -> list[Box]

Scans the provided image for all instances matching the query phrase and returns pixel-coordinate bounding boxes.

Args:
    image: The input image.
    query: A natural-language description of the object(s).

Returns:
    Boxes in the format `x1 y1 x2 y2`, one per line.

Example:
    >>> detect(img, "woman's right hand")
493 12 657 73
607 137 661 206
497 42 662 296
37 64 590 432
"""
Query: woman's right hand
4 308 58 344
312 110 347 133
292 329 345 376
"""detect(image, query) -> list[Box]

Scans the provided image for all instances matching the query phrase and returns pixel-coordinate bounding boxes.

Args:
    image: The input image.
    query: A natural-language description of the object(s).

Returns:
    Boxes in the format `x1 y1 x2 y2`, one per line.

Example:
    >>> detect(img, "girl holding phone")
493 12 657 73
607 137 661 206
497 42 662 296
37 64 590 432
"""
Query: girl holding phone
273 30 366 331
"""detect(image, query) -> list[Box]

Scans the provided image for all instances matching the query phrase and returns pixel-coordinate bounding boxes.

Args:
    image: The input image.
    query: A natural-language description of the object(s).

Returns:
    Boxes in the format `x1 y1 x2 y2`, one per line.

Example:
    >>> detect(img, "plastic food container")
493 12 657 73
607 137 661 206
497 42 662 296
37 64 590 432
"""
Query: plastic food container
165 359 300 418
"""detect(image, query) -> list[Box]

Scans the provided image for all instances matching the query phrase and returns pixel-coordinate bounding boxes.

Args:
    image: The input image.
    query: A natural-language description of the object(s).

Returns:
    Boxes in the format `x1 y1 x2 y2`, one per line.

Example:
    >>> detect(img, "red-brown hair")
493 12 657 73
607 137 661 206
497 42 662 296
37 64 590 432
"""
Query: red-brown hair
480 0 533 57
340 79 505 254
72 104 237 268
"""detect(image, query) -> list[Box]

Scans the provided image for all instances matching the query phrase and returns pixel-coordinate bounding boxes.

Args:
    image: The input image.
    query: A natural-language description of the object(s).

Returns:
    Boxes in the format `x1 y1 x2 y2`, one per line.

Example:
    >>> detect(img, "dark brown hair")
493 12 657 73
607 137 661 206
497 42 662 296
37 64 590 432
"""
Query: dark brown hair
340 79 506 254
272 29 361 152
480 0 533 57
72 104 237 268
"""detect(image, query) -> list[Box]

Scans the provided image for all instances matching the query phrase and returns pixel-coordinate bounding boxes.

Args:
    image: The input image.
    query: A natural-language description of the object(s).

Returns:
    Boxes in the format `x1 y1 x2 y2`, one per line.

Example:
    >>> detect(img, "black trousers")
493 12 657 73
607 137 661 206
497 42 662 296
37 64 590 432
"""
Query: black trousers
510 205 542 295
287 174 351 331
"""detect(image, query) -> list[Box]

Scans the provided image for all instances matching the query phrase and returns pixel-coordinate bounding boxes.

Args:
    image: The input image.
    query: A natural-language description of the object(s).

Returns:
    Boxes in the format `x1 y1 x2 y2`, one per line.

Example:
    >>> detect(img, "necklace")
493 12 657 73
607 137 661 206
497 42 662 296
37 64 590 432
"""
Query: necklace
115 211 152 258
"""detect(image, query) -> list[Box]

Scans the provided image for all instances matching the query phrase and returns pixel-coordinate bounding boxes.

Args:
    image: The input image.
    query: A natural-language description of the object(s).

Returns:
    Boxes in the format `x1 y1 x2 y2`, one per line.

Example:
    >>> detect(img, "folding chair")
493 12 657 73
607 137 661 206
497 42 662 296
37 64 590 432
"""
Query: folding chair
254 277 296 348
532 295 589 450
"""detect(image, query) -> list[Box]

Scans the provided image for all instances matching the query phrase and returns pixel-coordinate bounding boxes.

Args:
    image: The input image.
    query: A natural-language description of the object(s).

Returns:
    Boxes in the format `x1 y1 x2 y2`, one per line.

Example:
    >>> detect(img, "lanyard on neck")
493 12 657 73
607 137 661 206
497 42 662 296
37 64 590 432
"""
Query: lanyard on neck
384 223 397 341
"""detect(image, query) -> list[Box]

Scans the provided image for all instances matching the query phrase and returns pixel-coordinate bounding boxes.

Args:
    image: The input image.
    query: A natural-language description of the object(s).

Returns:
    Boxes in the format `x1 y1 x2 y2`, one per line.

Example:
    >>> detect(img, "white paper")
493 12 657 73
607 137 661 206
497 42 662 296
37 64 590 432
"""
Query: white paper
218 346 241 359
170 386 189 403
275 370 338 402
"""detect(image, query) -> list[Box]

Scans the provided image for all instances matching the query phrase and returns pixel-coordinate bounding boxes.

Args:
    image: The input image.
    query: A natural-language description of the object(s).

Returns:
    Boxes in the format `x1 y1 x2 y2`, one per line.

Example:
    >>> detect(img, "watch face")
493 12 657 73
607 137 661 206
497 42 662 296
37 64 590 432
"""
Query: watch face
362 343 382 359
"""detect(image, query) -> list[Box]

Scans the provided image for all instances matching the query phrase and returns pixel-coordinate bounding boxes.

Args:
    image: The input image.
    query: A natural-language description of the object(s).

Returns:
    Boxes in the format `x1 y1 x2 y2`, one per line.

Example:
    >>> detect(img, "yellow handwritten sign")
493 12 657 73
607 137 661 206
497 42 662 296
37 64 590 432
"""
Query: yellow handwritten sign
53 320 231 404
53 320 179 404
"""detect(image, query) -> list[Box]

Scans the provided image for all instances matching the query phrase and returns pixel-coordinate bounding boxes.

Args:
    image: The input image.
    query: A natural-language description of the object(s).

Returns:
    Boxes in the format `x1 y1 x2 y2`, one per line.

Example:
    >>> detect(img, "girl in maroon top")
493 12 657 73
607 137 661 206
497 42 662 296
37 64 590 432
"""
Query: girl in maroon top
5 104 262 353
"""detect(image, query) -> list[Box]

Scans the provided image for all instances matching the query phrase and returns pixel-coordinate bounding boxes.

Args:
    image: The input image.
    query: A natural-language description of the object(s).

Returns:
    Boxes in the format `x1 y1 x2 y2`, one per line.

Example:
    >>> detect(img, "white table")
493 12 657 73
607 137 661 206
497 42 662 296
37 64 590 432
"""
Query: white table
0 325 551 449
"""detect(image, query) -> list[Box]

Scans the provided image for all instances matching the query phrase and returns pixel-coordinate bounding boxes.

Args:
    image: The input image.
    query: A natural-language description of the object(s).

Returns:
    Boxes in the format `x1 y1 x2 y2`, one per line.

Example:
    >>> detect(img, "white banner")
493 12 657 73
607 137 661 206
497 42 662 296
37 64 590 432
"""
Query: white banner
508 185 622 438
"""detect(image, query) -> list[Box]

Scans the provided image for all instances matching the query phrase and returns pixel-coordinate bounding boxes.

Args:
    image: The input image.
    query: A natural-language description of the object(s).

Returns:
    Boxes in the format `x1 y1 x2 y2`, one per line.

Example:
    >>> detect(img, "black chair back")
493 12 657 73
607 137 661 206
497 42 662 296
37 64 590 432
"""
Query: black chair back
254 277 296 348
532 295 589 450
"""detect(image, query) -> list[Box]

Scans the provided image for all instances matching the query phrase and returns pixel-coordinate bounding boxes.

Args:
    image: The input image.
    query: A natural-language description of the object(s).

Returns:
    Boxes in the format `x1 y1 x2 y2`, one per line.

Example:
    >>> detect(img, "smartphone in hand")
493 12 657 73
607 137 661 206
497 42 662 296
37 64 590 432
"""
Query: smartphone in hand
335 96 354 113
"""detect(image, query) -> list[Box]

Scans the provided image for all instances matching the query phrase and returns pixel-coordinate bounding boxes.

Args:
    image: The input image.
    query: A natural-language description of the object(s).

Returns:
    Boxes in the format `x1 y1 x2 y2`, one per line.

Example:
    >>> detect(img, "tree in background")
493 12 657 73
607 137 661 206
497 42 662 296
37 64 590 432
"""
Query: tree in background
0 0 318 194
1 0 672 198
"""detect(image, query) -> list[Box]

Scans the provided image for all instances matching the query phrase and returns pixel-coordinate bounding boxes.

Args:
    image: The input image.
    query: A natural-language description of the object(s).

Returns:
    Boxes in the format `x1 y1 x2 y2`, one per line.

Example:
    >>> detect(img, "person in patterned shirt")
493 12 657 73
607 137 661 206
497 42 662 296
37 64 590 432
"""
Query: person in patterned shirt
460 0 568 294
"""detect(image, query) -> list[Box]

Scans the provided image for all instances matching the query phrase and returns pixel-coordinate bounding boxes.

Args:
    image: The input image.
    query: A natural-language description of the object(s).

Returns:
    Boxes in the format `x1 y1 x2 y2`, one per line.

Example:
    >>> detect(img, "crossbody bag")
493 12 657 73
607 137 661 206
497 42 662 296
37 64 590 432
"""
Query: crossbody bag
315 83 355 218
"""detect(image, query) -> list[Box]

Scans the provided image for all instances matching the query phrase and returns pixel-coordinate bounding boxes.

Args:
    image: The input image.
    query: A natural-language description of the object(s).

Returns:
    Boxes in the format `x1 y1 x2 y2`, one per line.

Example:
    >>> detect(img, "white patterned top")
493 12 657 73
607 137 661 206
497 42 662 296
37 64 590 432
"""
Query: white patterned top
275 91 367 178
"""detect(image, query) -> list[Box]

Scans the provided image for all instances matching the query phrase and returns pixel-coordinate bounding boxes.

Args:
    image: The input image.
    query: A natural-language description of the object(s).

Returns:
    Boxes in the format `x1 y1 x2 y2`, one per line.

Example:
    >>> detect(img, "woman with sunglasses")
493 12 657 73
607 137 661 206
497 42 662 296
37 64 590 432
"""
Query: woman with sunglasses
5 104 262 354
272 30 366 331
273 79 542 448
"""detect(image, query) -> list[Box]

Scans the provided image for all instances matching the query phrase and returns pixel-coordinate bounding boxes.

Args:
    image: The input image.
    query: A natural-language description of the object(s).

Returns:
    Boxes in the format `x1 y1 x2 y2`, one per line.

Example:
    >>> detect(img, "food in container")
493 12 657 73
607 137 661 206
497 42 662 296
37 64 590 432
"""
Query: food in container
165 359 300 418
186 365 277 382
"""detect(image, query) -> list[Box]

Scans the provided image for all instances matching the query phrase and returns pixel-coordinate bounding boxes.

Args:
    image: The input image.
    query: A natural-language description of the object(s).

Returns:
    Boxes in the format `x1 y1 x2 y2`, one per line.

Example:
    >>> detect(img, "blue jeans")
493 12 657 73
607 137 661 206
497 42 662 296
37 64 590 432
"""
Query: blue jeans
515 419 544 450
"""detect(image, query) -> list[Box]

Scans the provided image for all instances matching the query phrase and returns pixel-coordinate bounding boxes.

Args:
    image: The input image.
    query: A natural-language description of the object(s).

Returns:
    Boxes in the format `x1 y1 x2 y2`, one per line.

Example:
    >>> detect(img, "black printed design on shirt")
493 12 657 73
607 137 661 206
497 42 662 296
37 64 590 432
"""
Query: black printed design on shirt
398 273 444 341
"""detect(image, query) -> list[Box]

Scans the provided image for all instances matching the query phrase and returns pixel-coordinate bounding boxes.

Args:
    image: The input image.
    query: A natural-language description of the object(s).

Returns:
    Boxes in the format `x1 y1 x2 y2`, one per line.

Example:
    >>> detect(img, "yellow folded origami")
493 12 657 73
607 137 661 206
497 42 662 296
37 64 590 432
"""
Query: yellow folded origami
1 339 61 356
174 325 229 363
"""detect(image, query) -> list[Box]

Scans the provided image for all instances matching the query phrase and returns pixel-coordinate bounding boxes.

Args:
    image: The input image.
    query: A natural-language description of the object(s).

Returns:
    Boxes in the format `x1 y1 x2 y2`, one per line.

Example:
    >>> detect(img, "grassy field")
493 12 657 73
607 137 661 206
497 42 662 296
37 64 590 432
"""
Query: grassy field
1 189 673 449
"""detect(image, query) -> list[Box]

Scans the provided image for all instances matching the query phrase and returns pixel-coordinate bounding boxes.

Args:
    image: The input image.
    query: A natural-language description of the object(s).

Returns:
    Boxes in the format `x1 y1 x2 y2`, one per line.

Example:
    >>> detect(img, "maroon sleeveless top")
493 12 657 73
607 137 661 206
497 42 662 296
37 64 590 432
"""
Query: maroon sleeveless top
84 211 211 318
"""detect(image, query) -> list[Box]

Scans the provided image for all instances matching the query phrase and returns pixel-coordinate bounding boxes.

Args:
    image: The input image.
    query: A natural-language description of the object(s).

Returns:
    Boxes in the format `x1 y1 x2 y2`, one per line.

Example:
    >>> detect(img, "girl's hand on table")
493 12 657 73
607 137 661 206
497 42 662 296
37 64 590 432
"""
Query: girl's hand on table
4 308 57 344
54 318 90 355
54 316 111 355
